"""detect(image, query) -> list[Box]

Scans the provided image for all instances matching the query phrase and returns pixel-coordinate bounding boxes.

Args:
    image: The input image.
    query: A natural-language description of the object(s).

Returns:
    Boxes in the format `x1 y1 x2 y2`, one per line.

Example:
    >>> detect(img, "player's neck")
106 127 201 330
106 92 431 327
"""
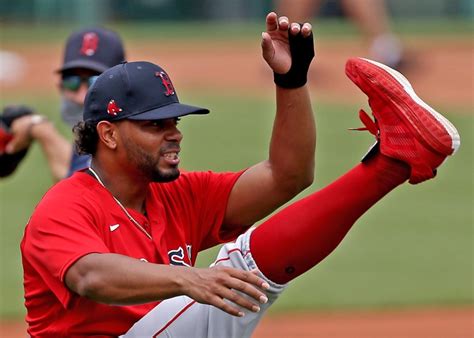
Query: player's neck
89 162 148 214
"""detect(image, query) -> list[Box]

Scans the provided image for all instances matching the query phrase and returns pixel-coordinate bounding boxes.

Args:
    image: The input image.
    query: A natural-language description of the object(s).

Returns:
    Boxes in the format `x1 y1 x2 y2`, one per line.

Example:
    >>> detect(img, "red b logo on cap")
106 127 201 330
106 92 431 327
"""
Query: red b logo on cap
107 100 122 116
156 71 175 97
80 32 99 56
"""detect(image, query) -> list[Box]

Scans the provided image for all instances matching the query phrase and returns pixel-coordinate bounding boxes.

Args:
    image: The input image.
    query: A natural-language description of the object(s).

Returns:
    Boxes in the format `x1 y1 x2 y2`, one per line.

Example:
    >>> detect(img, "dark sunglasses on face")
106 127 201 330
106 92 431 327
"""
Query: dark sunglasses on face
61 75 99 91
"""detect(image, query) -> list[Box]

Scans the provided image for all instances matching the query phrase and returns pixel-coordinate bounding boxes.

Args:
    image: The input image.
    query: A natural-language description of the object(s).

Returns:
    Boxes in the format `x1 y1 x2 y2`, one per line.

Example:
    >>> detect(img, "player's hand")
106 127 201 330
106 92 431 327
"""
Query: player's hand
182 266 270 317
5 114 48 154
5 115 35 154
261 11 313 74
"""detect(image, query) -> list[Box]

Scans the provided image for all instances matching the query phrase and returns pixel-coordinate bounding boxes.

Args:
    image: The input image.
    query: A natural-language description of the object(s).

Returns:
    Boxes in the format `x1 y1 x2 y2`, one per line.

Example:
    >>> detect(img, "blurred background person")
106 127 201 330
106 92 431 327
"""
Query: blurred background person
2 27 125 181
276 0 406 69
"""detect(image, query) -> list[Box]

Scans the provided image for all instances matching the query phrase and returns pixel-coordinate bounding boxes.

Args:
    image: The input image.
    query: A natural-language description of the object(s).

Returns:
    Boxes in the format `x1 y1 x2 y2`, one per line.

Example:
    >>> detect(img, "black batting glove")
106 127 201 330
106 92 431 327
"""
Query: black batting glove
274 27 315 89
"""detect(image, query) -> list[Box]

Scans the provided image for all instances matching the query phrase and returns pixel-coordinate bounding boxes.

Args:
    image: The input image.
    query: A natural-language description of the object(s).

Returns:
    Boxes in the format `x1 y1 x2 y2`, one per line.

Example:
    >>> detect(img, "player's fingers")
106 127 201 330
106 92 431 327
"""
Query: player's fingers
5 137 24 154
301 23 312 37
249 268 261 275
289 23 301 35
227 278 268 305
230 268 270 291
219 287 261 313
5 142 15 154
212 295 245 317
278 16 289 31
266 12 278 32
261 32 275 63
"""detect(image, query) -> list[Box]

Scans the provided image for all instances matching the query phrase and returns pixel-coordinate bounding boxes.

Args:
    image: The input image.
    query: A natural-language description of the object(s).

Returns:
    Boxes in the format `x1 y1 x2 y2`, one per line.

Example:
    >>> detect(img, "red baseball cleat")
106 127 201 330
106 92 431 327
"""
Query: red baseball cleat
345 57 460 184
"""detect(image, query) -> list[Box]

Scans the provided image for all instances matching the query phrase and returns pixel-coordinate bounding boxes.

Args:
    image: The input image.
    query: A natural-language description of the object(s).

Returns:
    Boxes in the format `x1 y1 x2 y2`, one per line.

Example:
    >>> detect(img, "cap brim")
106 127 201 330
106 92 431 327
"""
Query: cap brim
126 103 210 121
57 59 109 73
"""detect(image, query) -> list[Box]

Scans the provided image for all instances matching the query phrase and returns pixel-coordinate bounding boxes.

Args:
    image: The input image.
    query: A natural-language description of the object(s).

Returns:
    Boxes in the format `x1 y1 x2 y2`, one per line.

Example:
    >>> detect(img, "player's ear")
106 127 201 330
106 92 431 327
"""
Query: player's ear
96 121 118 150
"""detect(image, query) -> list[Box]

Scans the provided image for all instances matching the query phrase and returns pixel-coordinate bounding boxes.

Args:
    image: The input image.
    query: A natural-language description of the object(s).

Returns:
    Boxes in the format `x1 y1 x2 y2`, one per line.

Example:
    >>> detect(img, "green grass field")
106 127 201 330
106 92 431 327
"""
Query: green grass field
0 90 472 319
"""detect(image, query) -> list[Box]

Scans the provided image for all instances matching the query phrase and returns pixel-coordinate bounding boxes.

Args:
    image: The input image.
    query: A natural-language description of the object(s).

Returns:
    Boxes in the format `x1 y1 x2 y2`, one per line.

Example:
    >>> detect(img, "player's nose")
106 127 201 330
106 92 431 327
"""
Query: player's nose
167 126 183 142
165 123 183 142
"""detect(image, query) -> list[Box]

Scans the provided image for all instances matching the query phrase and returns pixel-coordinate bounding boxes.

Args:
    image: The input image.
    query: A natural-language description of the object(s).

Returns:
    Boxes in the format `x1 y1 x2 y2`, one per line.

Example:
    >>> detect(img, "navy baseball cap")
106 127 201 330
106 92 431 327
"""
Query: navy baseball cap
58 27 125 73
83 61 209 122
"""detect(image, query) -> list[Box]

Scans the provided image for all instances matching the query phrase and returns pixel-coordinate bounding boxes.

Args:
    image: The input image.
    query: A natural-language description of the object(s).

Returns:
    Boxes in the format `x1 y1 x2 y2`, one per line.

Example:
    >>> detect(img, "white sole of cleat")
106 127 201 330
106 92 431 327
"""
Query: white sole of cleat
361 58 461 154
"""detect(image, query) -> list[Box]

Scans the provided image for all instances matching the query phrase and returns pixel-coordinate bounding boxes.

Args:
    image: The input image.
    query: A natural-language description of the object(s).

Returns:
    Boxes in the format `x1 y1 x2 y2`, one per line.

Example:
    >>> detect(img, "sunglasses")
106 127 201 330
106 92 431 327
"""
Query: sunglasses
61 75 99 92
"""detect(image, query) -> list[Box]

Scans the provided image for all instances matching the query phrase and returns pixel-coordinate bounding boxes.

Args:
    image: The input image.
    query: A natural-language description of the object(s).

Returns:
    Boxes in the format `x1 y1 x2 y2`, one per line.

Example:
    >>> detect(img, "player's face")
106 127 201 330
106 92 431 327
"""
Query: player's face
60 68 100 105
118 118 183 182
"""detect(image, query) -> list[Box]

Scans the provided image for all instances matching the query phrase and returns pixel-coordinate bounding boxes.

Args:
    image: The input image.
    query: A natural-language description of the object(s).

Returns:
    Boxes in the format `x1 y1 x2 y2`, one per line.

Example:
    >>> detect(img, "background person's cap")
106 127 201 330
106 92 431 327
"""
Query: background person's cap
58 27 125 74
83 61 209 122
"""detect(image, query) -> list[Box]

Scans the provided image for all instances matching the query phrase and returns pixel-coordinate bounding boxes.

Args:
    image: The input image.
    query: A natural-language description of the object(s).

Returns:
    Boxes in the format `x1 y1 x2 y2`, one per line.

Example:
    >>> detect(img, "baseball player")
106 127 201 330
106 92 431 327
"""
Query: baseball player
21 12 459 338
3 27 125 180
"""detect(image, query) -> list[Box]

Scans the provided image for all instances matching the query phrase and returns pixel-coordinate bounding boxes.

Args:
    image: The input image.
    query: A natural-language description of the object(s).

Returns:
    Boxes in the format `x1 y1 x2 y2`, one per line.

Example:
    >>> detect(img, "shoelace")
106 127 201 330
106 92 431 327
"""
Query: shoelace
348 109 379 137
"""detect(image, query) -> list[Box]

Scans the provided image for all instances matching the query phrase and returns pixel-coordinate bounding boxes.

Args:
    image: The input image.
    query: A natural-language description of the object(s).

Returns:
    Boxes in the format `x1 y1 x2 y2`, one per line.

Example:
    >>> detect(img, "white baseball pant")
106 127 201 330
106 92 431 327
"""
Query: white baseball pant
122 229 287 338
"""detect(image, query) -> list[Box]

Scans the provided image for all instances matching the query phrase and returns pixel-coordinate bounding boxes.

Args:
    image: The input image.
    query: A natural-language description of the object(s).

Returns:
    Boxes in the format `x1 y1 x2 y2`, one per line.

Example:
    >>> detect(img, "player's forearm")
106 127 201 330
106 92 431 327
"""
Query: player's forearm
270 84 315 192
31 122 71 180
259 13 315 194
66 252 270 318
66 253 187 305
222 85 315 226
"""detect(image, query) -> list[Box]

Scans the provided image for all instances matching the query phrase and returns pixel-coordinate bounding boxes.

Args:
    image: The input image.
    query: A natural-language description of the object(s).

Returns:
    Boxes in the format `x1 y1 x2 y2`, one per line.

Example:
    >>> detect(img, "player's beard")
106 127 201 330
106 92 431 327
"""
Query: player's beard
124 140 180 183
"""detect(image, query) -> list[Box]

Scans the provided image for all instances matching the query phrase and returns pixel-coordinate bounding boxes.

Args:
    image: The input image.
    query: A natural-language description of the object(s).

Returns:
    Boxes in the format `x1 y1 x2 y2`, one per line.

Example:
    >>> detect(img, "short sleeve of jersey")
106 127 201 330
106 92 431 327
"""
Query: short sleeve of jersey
21 180 110 308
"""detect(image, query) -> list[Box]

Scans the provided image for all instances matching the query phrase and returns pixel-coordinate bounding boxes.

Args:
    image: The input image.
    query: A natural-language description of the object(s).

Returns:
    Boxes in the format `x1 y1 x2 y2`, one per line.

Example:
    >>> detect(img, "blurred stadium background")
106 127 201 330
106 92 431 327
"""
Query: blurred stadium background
1 0 473 336
1 0 473 23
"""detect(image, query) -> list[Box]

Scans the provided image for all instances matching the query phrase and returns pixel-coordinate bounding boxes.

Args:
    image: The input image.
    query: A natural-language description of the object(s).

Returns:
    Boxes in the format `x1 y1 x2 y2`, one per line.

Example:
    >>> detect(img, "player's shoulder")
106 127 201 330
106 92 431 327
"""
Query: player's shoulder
24 171 107 245
45 170 96 196
36 171 103 213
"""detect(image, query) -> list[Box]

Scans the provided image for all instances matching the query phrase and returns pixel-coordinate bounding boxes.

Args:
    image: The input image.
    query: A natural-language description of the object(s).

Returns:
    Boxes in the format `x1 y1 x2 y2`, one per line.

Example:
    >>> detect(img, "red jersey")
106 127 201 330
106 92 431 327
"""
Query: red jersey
21 169 246 337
